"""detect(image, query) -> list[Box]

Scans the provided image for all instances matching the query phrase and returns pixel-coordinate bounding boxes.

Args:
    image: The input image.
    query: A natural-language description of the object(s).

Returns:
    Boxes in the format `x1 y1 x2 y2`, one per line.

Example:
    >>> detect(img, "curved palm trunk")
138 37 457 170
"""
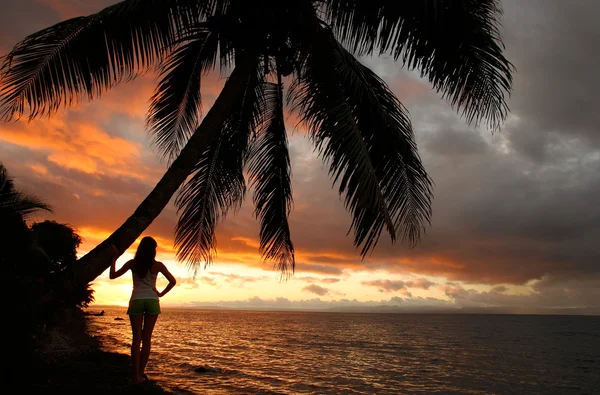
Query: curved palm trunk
69 60 255 289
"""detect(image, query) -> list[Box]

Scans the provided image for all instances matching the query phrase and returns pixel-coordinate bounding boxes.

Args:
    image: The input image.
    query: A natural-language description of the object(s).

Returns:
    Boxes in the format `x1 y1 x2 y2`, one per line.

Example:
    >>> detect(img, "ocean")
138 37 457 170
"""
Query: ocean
86 307 600 394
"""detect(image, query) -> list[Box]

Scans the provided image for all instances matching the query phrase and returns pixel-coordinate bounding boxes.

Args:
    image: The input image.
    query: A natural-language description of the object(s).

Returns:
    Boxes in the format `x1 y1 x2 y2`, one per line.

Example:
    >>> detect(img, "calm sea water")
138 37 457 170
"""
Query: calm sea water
86 307 600 394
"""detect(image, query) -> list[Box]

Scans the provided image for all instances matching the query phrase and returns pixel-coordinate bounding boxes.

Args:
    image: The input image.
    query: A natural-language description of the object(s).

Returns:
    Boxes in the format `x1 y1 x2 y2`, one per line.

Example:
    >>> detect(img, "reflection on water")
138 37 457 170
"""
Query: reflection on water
86 308 600 394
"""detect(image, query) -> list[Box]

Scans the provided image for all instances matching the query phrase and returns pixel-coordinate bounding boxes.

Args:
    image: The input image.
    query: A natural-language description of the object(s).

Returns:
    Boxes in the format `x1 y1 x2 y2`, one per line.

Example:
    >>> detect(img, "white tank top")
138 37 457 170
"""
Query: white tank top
130 269 159 300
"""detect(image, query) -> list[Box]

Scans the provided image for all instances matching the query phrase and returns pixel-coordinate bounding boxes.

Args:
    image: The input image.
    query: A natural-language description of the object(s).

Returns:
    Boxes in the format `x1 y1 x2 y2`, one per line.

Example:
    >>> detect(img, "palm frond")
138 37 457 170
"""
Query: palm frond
324 0 513 130
147 29 219 160
290 29 433 256
200 0 233 15
247 78 295 276
174 131 247 270
0 0 199 121
174 62 265 270
5 193 53 218
209 2 238 70
0 163 15 194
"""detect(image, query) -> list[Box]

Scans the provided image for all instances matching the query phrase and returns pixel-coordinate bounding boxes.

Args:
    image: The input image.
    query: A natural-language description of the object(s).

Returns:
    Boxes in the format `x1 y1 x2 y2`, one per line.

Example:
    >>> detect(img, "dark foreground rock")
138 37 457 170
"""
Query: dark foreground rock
32 350 171 394
25 311 173 395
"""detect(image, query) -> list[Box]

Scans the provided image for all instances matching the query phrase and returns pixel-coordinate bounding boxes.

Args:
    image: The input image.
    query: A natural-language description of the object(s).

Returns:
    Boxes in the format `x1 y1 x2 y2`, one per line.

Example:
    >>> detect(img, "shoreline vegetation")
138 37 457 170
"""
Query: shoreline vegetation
30 308 173 394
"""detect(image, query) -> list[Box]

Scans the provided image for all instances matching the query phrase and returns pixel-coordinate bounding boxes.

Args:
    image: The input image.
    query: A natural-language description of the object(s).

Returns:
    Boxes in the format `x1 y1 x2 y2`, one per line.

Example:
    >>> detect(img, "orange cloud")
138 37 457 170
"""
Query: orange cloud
0 114 154 180
229 237 261 249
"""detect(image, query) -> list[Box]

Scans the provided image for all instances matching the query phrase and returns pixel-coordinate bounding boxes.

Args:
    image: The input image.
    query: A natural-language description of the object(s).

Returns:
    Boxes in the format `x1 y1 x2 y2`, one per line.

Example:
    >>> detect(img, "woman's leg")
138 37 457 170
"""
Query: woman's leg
129 315 144 383
140 314 159 379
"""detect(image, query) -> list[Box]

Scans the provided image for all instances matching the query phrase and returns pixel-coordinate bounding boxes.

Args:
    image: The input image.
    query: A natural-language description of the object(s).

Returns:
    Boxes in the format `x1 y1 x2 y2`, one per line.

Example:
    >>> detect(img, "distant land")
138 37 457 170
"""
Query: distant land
91 304 600 316
322 305 600 316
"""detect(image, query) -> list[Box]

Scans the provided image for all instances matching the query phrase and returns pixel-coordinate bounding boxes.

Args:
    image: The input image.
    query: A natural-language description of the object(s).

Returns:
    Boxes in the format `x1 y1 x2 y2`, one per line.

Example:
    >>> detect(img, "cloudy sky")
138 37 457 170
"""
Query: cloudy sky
1 0 599 314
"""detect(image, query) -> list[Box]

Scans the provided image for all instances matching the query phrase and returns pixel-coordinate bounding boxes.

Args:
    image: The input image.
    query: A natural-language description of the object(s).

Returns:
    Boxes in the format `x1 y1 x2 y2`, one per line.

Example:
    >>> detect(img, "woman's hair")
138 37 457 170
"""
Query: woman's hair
133 236 157 277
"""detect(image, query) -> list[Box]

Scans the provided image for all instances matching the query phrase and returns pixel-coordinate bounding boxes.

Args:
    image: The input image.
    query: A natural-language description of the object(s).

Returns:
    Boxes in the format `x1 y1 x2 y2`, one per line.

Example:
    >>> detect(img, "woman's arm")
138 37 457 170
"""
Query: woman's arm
109 246 132 279
110 260 132 279
156 262 177 297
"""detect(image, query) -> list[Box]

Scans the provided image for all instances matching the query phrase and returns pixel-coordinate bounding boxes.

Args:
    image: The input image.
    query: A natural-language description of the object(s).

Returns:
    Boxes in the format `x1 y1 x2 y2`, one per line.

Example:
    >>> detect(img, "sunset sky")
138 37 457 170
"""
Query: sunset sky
1 0 599 313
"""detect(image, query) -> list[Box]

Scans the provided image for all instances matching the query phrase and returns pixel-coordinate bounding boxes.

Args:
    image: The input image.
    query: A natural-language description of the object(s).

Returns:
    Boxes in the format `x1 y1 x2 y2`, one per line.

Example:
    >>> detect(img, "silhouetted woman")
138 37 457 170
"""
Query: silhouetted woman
110 236 177 383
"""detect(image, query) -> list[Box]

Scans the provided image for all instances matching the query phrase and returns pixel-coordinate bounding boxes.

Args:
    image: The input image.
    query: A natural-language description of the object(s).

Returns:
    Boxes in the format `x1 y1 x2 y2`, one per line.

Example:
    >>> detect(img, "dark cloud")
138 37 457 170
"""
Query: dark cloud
421 125 490 158
501 0 600 147
210 272 269 286
362 280 407 293
297 276 341 284
440 276 600 311
358 278 432 294
405 278 436 290
302 284 330 296
491 286 508 294
0 1 62 50
295 263 345 276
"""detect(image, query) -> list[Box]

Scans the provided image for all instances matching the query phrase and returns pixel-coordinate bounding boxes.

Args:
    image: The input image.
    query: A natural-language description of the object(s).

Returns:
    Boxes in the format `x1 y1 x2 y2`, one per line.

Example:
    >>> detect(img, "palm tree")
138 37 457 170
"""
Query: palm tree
0 0 513 289
0 165 90 363
1 162 52 275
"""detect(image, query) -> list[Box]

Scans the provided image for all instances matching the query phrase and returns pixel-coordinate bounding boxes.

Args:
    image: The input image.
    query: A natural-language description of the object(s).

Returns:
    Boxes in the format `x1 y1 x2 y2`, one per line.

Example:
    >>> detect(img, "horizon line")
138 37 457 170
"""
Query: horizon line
88 304 600 317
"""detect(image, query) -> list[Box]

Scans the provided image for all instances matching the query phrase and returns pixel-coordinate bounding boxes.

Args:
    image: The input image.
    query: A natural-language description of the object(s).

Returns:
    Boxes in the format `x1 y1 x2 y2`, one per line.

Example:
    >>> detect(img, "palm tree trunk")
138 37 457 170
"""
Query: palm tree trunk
70 60 256 289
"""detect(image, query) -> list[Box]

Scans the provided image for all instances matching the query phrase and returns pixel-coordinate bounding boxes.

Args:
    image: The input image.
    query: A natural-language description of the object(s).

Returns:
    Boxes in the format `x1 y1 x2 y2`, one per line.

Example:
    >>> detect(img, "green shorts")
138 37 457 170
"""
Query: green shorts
127 299 160 316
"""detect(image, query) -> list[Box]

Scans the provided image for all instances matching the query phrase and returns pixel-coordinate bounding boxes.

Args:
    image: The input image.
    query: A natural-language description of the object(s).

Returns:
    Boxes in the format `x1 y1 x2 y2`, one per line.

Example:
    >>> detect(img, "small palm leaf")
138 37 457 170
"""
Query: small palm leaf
0 0 199 120
324 0 513 130
4 193 53 218
0 163 52 218
247 78 295 276
147 29 219 160
290 29 433 256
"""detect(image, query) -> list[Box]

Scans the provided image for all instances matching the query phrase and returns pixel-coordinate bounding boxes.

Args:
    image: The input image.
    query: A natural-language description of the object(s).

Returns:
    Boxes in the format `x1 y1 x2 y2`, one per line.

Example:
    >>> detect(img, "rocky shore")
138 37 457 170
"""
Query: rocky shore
29 310 173 395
